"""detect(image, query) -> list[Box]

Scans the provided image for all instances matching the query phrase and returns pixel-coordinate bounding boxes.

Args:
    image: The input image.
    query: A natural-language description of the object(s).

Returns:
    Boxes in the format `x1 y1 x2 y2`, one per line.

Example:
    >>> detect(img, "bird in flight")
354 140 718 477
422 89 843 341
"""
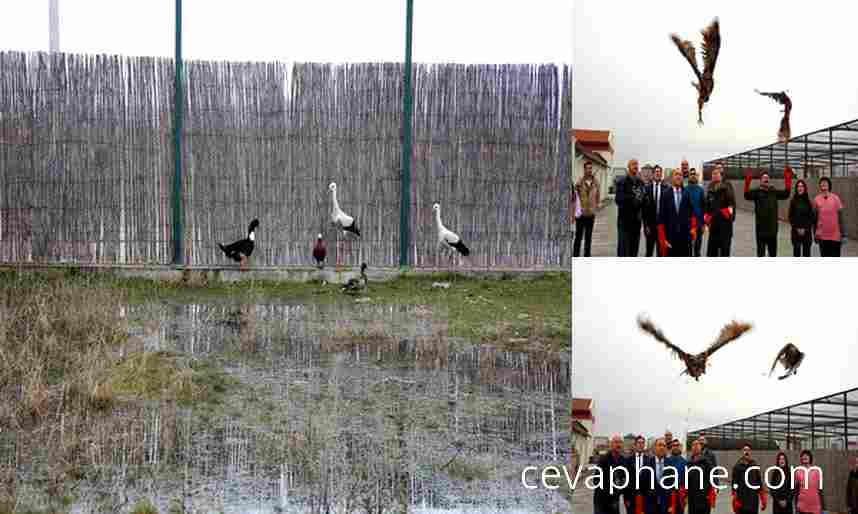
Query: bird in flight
755 89 792 143
636 314 753 381
769 342 804 380
670 17 721 126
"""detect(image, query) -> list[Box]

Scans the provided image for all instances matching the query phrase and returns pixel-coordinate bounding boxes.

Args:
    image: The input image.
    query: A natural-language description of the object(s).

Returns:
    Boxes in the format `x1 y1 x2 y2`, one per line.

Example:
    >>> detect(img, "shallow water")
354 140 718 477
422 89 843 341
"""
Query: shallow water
4 300 570 514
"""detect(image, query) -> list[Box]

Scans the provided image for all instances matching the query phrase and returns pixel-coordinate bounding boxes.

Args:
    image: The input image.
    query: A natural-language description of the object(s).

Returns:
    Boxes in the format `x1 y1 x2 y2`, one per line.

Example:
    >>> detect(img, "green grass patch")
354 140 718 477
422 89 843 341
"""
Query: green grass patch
130 498 159 514
0 269 569 352
32 270 568 350
109 351 237 406
443 457 493 482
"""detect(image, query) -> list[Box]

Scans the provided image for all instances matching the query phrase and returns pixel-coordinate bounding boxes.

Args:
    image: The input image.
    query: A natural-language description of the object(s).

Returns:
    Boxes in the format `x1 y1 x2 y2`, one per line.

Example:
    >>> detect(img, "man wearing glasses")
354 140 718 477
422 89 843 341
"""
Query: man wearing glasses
686 167 706 256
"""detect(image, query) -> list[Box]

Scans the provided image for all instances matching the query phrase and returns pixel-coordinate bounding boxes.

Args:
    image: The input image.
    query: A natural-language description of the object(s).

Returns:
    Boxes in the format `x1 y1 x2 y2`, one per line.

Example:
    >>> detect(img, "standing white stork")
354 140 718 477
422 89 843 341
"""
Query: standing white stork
328 182 361 268
432 203 469 271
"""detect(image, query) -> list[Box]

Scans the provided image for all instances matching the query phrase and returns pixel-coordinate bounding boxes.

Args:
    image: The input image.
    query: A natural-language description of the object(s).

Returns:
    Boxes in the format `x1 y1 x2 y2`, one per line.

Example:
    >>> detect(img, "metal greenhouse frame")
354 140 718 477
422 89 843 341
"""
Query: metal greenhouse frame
703 118 858 179
689 387 858 451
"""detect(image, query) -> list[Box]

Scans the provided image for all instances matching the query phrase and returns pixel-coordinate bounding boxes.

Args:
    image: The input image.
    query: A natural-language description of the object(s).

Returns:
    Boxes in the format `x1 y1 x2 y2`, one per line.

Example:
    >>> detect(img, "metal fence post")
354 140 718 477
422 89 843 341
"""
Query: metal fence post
399 0 414 269
172 0 184 265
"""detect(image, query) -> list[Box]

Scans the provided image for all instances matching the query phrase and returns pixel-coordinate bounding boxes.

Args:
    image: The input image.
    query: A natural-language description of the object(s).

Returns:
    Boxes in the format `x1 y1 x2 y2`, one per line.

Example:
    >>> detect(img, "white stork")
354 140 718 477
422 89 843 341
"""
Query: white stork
328 182 361 267
432 203 469 270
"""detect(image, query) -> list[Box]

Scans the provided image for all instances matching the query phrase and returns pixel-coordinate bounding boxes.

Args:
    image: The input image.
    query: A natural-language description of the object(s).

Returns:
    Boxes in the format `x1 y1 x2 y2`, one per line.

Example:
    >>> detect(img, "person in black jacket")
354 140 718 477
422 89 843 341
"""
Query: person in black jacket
788 179 816 257
595 435 630 514
744 168 792 257
686 440 716 514
704 164 737 257
615 160 647 257
847 456 858 514
770 452 794 514
732 444 767 514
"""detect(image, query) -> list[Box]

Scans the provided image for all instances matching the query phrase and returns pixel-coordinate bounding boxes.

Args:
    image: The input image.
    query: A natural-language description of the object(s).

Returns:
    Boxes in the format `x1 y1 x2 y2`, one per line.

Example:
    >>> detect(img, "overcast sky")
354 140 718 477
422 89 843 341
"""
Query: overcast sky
573 259 856 442
572 0 858 170
1 1 571 64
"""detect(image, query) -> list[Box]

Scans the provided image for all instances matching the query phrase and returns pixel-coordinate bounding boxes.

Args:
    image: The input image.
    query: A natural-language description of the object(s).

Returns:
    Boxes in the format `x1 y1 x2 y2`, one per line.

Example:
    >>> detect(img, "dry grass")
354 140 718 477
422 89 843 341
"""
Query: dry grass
0 279 129 425
0 276 235 431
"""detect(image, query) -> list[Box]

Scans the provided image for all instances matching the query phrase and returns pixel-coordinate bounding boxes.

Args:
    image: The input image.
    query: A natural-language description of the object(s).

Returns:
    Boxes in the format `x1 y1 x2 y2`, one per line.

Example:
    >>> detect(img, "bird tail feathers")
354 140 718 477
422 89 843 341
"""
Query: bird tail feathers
344 219 361 237
450 240 469 256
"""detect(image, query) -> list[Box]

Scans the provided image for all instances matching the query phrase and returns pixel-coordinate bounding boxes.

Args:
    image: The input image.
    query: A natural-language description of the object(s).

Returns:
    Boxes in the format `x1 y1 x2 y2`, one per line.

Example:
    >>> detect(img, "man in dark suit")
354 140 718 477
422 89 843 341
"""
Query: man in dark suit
650 438 673 514
595 435 629 514
657 169 698 257
645 165 671 256
625 435 656 514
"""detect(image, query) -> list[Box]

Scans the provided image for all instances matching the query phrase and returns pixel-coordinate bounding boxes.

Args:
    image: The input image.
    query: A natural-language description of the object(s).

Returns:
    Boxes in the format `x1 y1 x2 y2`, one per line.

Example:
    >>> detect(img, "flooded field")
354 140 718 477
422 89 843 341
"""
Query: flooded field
0 275 570 514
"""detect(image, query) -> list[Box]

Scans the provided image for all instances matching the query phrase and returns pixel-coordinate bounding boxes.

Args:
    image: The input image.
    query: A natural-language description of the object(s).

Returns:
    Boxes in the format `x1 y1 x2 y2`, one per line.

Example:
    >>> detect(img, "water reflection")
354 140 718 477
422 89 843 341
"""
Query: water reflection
3 301 570 513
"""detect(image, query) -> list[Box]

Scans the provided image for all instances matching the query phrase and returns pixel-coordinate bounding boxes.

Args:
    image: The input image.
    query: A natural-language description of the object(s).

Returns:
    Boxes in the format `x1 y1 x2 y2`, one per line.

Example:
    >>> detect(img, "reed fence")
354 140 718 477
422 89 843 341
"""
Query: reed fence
0 51 572 269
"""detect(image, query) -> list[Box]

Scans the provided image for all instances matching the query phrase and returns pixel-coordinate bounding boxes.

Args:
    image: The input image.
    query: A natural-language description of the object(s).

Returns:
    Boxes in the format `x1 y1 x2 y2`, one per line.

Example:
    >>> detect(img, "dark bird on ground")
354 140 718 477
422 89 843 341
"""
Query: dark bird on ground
670 17 721 125
312 233 326 269
218 219 259 271
636 314 753 381
769 342 804 380
341 263 368 293
755 89 792 143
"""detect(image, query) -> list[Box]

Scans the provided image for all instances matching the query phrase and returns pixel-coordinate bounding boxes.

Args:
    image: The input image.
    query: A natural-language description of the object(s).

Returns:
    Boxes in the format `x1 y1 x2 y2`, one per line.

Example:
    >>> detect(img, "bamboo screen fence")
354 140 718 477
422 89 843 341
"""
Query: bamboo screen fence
0 52 571 268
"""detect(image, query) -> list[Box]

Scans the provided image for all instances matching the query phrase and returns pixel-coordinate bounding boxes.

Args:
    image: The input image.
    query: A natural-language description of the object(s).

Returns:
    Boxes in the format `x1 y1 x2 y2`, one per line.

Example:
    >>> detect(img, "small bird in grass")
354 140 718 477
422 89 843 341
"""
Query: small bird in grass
432 203 469 271
769 342 804 380
218 219 259 271
312 233 326 269
670 17 721 125
341 263 368 294
636 314 753 381
755 89 792 143
329 182 360 266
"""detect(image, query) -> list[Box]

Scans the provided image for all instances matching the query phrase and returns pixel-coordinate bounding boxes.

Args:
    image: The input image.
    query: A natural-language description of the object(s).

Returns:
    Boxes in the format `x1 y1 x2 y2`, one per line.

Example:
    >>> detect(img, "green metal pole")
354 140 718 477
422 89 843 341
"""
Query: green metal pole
172 0 184 265
399 0 414 268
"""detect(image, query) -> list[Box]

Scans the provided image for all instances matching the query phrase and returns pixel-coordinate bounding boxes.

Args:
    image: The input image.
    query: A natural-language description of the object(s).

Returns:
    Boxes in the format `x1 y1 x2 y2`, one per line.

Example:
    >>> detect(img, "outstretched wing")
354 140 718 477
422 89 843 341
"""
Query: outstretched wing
755 89 790 106
637 315 690 361
670 33 702 81
701 17 721 76
703 320 753 357
769 343 793 377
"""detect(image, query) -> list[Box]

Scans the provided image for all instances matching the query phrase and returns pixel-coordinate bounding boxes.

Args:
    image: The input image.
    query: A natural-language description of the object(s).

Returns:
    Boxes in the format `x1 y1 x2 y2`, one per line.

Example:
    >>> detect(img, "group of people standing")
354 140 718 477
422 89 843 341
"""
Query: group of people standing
592 433 847 514
613 160 735 257
593 433 720 514
570 158 849 257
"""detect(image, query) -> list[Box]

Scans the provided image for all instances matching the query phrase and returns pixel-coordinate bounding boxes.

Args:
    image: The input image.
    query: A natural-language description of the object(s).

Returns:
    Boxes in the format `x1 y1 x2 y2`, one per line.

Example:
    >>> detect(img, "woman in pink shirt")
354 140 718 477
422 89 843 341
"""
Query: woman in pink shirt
795 450 826 514
813 177 847 257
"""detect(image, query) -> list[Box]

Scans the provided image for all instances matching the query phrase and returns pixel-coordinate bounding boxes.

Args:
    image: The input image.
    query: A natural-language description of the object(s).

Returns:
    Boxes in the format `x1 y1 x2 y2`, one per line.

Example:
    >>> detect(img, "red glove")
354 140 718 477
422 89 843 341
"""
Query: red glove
744 172 753 193
732 492 742 513
720 207 733 220
784 166 793 192
759 490 767 511
708 487 717 509
691 216 698 241
680 487 688 510
635 495 644 514
658 224 670 255
704 213 712 226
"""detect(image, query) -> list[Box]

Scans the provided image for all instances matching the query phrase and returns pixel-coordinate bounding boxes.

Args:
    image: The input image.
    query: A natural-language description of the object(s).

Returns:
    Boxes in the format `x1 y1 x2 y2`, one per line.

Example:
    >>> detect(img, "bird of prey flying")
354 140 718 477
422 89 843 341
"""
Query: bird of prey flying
636 314 753 381
768 342 804 380
755 89 792 143
670 17 721 125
